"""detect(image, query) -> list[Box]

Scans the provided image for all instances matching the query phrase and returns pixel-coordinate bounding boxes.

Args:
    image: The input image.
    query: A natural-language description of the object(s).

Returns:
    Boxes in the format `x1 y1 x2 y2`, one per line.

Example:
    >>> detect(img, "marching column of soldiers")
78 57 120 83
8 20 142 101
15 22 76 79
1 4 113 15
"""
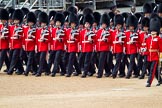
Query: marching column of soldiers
0 2 162 87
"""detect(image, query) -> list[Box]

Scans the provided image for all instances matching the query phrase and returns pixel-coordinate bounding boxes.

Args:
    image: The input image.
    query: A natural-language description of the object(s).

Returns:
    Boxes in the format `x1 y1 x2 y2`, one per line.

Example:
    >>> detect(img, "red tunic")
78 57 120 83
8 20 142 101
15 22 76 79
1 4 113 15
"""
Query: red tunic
36 27 50 52
50 27 66 51
80 29 95 52
9 25 23 49
0 24 9 49
124 30 138 54
23 26 36 51
110 29 125 54
138 31 149 55
66 28 80 52
146 36 162 61
96 28 110 52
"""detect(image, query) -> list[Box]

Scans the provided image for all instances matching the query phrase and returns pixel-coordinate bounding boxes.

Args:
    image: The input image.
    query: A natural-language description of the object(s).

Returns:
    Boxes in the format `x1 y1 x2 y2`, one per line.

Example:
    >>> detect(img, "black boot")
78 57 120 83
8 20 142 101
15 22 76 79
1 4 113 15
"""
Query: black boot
24 72 29 76
81 73 87 78
35 72 41 77
146 83 151 87
139 75 144 79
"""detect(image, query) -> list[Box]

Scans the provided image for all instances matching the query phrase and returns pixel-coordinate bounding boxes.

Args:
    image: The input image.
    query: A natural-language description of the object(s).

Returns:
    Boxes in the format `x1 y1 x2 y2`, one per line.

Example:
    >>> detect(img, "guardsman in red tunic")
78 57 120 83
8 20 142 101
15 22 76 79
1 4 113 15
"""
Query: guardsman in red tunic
62 11 70 72
88 12 101 77
0 9 10 71
96 13 111 78
145 17 162 87
35 12 51 77
7 9 24 75
23 12 37 76
124 15 139 79
20 7 30 65
119 12 130 77
51 13 66 77
137 17 150 79
65 13 81 77
110 14 125 78
79 13 96 78
47 10 57 70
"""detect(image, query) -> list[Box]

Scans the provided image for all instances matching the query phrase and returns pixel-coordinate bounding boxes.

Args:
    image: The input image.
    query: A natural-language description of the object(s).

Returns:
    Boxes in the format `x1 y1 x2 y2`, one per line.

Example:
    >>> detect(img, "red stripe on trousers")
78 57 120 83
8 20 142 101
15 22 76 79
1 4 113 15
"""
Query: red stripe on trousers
150 61 158 84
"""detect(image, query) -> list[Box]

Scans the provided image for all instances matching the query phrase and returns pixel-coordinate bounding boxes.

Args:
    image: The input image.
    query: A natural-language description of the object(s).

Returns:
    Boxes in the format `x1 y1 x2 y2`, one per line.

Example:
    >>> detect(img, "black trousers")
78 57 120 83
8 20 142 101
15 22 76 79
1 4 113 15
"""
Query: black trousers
97 51 109 76
126 54 138 76
137 54 143 74
48 50 56 70
8 49 24 74
137 54 148 76
37 51 50 74
78 52 85 70
119 53 128 75
63 51 69 70
107 51 114 73
52 50 66 74
89 51 98 74
25 51 37 73
67 52 81 75
112 53 123 76
147 61 161 84
79 52 92 75
20 48 28 65
0 49 10 71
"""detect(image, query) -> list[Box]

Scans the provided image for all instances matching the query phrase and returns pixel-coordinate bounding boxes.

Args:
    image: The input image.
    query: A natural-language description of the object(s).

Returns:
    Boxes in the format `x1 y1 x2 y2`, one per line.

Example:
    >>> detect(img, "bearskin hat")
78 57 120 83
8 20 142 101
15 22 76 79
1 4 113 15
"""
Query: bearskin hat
83 14 94 26
38 12 48 24
126 15 138 29
12 9 24 23
150 17 161 33
93 12 101 26
141 17 150 27
114 14 124 26
34 10 42 18
143 3 152 13
49 10 57 21
63 11 70 22
122 12 129 23
7 7 15 19
78 14 84 25
27 12 36 24
68 13 78 26
21 7 29 19
158 3 162 13
134 12 143 24
83 7 93 16
67 6 77 14
54 12 65 26
0 9 9 20
108 11 115 22
100 13 110 26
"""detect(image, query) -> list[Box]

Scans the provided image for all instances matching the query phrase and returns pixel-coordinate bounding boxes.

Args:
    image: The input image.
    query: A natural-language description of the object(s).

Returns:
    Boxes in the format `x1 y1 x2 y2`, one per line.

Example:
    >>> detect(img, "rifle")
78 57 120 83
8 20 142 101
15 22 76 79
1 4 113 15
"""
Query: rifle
25 27 36 41
127 32 138 44
0 24 9 39
53 28 65 42
82 28 96 43
38 27 49 42
11 25 23 39
113 30 126 44
87 30 95 41
98 30 110 42
67 29 79 43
